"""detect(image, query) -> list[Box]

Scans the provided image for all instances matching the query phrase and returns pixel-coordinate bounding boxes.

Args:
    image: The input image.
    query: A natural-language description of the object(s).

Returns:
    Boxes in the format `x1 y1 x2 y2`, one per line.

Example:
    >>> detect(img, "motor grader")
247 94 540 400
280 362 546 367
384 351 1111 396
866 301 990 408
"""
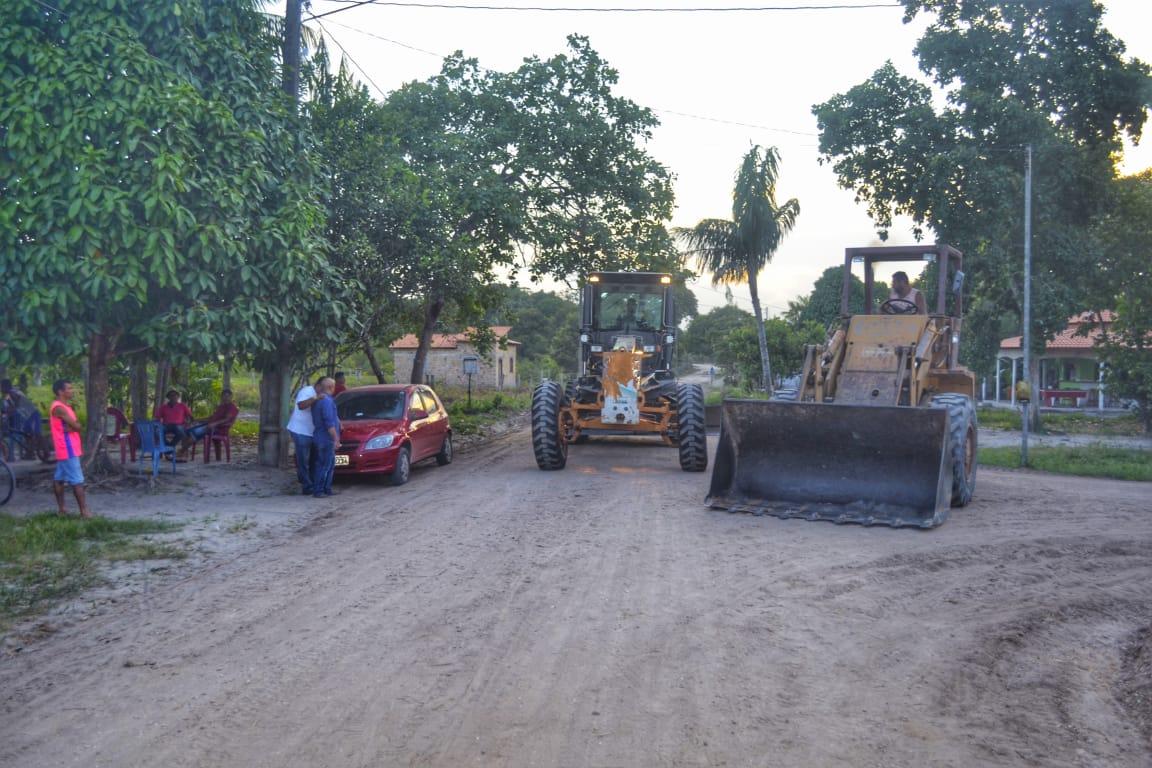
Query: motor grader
707 244 977 528
531 271 707 472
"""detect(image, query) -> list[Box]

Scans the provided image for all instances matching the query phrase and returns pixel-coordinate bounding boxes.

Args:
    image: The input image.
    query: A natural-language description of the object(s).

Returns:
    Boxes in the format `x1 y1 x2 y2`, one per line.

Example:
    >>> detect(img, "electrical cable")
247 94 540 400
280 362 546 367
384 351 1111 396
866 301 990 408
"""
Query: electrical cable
310 1 903 18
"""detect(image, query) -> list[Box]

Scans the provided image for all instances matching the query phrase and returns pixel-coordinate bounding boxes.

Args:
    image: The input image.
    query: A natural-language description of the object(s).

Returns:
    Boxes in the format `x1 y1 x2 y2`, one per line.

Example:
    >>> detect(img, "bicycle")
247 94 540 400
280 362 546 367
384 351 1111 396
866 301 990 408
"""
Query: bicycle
0 419 53 464
0 456 12 506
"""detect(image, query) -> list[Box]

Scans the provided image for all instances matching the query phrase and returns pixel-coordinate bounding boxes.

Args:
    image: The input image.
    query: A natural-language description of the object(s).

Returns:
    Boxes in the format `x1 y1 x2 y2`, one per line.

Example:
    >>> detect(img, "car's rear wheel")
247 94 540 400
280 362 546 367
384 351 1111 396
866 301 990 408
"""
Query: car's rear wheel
436 433 453 466
390 446 411 486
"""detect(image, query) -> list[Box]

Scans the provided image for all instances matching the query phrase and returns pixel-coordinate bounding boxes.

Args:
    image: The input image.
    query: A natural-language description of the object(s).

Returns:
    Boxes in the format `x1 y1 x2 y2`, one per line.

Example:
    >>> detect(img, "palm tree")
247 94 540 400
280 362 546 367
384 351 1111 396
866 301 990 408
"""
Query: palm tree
677 146 800 393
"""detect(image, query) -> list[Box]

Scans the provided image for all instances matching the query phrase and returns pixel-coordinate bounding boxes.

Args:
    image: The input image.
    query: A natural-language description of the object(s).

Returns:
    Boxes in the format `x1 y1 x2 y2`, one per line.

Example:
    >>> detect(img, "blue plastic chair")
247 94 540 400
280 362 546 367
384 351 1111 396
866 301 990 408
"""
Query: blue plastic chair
136 420 176 477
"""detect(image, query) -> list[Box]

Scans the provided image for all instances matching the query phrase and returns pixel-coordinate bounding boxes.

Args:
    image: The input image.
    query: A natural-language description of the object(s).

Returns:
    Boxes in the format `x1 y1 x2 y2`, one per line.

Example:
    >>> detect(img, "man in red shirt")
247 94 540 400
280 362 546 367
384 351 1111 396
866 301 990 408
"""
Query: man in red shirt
333 371 347 396
155 389 193 449
181 389 240 456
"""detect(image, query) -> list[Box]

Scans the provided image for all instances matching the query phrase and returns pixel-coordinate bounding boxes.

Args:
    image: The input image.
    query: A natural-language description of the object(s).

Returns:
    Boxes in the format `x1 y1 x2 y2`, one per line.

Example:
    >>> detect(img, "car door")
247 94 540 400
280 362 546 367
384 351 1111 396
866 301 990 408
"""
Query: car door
418 387 448 457
406 390 433 460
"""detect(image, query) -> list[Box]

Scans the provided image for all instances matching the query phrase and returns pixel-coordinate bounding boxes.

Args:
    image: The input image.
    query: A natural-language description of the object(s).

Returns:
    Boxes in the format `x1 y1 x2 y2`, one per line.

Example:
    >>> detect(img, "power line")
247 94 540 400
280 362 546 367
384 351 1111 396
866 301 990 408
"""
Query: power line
313 19 390 97
311 1 903 16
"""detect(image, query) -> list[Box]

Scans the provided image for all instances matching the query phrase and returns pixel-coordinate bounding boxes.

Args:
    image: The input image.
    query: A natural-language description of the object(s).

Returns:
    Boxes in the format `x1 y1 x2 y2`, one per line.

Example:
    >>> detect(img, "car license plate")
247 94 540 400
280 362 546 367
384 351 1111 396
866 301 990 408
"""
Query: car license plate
334 454 349 467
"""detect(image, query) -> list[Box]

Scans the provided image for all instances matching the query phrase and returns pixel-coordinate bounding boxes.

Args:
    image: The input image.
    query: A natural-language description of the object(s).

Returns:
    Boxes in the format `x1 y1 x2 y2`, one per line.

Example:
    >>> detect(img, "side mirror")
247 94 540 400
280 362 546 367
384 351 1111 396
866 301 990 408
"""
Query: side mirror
409 408 428 421
951 270 965 295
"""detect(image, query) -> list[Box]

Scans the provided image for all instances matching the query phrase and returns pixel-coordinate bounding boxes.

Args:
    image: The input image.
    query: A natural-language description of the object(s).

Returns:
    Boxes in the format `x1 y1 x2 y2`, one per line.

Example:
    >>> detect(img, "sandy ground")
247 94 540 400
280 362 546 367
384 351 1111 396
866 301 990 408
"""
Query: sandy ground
1 425 1150 768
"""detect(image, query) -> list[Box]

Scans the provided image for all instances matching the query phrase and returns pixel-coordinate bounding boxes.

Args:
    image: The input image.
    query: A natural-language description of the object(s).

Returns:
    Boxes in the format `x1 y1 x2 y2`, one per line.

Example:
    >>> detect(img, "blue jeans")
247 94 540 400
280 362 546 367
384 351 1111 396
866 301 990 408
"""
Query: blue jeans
311 438 335 496
291 430 316 493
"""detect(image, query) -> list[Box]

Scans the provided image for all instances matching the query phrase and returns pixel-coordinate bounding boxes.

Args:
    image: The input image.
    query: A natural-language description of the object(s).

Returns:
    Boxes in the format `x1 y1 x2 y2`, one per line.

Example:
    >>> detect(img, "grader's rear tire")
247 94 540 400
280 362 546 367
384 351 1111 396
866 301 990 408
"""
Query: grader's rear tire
676 383 707 472
532 380 568 470
932 393 977 507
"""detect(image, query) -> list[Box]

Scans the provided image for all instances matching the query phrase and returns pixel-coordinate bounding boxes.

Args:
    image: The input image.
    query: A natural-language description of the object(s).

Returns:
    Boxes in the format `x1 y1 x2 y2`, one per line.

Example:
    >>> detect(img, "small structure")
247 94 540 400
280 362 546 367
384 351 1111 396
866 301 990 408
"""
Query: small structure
994 311 1114 408
390 326 520 391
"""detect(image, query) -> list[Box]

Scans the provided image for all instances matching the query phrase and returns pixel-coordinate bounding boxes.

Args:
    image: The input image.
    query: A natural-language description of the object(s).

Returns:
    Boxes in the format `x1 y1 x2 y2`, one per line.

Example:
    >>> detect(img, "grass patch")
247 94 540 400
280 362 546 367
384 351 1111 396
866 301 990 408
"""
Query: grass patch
0 513 184 623
704 388 772 406
442 390 531 436
978 445 1152 482
977 407 1145 437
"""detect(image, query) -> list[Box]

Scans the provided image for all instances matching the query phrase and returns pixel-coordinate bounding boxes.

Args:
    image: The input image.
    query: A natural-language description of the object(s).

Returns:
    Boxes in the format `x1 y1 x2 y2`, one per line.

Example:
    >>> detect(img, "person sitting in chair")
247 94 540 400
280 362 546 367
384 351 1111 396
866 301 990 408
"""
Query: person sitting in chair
155 389 193 451
180 389 240 458
881 271 927 315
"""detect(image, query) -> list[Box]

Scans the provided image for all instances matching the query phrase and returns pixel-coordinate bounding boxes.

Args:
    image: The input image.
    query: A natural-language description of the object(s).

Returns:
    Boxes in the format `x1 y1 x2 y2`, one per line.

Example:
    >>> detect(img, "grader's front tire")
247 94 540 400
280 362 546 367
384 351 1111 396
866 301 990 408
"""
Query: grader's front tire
531 380 568 470
932 393 977 507
676 383 707 472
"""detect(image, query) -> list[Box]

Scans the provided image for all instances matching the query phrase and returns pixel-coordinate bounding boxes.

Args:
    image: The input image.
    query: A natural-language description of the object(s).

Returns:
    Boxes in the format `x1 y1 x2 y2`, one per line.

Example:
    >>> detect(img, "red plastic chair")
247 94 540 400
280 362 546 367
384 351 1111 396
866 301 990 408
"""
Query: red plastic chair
105 407 136 463
191 421 234 464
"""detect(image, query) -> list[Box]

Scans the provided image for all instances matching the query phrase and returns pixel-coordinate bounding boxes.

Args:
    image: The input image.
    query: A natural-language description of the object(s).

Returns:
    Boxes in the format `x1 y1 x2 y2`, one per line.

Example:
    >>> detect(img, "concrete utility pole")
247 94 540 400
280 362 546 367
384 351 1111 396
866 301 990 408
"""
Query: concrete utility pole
1021 143 1033 466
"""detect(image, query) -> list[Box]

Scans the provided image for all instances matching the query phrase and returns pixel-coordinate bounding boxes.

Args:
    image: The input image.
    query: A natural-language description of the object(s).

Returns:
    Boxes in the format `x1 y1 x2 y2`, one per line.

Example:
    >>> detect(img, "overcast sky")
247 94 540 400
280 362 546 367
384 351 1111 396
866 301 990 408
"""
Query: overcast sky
289 0 1152 316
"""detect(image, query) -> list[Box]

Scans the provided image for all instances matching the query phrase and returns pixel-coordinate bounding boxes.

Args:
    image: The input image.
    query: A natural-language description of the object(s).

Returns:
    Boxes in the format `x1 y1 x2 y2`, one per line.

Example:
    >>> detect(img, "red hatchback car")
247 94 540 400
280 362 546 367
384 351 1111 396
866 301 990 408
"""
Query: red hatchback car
333 385 453 485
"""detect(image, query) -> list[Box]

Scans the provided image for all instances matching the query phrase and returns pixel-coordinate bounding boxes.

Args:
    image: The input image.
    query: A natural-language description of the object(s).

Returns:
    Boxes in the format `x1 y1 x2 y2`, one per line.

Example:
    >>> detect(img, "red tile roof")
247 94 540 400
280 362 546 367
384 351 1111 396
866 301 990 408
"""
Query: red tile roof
389 326 518 350
999 311 1114 351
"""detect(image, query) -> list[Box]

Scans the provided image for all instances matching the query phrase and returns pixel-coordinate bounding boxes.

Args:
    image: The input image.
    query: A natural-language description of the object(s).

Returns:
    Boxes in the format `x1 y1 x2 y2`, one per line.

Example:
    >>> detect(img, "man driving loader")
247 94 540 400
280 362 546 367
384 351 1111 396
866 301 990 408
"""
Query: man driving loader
883 271 927 315
615 297 651 330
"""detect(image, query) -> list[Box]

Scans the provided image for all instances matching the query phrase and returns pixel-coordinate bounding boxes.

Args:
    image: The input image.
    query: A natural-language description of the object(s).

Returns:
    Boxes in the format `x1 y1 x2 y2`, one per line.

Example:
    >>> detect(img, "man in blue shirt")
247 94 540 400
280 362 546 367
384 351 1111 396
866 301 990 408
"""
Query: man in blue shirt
310 377 341 498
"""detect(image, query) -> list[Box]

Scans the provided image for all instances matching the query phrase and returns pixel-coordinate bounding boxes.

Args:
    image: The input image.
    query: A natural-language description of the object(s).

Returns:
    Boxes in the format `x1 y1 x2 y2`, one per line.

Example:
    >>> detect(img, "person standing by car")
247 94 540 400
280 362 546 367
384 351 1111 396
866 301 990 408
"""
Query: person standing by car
333 371 347 395
310 377 340 498
287 377 322 495
49 379 91 518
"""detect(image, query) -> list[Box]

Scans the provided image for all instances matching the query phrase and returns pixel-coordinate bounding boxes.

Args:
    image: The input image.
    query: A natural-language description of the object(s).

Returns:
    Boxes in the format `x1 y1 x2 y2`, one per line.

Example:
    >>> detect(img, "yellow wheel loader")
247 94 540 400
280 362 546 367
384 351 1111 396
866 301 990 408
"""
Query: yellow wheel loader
707 244 977 528
531 272 707 472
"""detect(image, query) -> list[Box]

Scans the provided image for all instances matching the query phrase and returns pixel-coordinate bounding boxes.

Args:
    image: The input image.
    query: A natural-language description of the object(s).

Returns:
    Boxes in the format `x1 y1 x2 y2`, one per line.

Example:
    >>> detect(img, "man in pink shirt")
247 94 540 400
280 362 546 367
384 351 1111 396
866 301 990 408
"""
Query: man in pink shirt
155 389 193 449
50 379 91 518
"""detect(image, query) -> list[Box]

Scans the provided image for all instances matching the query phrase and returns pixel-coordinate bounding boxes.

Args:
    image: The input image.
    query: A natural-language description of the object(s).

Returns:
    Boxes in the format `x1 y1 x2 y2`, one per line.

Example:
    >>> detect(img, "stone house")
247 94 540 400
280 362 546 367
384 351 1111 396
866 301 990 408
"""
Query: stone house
390 326 520 391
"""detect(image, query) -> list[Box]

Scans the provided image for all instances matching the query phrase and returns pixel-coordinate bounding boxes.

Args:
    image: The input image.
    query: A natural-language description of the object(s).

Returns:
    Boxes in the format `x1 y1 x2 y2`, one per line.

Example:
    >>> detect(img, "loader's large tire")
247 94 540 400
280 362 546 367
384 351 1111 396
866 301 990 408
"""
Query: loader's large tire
932 393 977 507
532 380 568 470
676 383 707 472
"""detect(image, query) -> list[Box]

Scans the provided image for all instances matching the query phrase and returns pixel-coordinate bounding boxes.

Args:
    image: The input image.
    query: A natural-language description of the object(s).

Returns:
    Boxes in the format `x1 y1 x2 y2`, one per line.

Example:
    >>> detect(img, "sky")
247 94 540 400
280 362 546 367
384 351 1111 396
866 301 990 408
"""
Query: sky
288 0 1152 317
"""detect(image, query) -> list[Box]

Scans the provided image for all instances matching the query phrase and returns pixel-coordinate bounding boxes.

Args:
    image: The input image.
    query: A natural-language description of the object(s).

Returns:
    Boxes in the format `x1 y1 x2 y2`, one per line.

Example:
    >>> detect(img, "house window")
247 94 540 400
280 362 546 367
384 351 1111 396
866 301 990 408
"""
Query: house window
509 354 514 373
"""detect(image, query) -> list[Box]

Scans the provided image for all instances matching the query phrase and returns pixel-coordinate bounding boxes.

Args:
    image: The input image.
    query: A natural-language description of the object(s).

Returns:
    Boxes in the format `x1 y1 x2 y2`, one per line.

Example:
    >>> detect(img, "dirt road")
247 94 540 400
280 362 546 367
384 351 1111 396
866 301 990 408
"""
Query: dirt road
2 430 1150 767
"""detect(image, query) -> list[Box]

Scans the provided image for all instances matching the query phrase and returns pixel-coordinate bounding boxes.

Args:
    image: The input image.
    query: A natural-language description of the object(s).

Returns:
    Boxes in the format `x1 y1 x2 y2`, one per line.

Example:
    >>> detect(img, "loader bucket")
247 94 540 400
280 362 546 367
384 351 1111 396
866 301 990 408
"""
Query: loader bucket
706 400 952 528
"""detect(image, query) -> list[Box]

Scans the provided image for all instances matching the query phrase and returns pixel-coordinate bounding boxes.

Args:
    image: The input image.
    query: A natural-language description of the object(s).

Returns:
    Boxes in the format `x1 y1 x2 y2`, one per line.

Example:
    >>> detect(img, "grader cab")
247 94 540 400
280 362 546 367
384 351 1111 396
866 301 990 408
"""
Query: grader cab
707 244 978 528
531 272 707 472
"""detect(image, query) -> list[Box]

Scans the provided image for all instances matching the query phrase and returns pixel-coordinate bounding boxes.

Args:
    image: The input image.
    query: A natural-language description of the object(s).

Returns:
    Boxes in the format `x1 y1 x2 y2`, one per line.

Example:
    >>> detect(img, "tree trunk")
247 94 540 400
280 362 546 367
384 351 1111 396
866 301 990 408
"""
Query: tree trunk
83 330 115 474
130 355 150 424
151 361 171 420
257 344 292 468
747 274 774 394
222 355 233 392
364 342 388 383
410 295 445 385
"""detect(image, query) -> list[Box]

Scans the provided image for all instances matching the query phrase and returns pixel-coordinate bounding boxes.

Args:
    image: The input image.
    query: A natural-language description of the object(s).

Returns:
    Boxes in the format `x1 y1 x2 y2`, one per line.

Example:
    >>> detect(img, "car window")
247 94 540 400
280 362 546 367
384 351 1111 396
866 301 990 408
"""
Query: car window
409 391 428 417
336 392 404 421
419 388 440 414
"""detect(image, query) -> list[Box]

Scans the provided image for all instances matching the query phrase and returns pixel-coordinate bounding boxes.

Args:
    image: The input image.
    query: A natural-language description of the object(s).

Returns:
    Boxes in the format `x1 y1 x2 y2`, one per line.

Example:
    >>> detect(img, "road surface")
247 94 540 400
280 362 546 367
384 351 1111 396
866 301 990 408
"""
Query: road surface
2 430 1150 767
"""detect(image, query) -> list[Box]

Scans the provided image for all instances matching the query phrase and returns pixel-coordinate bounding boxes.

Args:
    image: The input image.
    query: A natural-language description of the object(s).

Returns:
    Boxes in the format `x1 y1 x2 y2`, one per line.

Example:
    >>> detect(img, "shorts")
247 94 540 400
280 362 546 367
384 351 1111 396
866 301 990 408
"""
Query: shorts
188 425 209 441
54 456 85 485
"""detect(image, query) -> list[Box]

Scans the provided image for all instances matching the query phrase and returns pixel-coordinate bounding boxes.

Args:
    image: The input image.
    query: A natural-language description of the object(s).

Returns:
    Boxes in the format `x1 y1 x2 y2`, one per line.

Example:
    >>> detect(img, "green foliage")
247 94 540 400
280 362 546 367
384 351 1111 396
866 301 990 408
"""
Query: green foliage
812 0 1152 376
378 35 677 380
978 445 1152 482
792 266 888 329
677 146 800 389
681 306 756 359
714 318 824 387
492 286 581 364
1091 171 1152 432
0 0 342 366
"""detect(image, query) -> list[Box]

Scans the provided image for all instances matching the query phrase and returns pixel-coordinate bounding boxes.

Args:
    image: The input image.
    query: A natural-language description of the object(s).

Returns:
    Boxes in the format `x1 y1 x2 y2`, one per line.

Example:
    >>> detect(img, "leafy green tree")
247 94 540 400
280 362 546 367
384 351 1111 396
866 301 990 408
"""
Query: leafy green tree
381 36 676 384
791 266 889 329
812 0 1151 379
0 0 341 466
1092 170 1152 432
680 306 756 360
678 146 800 392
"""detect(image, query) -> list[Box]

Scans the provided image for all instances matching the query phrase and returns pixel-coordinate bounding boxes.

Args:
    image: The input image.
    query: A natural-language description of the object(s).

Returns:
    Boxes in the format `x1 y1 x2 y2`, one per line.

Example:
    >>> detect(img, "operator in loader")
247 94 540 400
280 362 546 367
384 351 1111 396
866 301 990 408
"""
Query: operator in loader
616 297 650 331
882 271 927 315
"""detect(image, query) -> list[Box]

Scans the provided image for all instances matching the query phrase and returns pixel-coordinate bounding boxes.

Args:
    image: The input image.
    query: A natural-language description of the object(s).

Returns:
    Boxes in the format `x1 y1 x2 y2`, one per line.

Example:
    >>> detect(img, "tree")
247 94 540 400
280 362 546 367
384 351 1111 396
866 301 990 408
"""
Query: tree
680 305 756 360
677 146 800 392
812 0 1152 380
0 0 343 467
791 266 889 330
1092 170 1152 432
381 36 676 384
